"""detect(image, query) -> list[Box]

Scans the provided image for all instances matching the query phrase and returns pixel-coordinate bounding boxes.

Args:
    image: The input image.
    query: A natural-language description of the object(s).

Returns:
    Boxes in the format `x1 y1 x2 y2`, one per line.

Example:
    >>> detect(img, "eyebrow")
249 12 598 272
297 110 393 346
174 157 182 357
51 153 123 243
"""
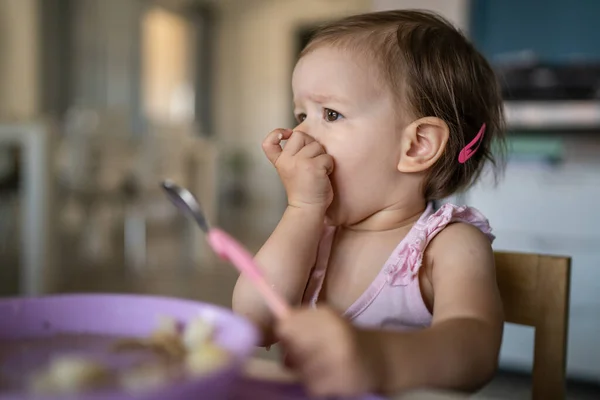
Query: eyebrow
293 93 346 105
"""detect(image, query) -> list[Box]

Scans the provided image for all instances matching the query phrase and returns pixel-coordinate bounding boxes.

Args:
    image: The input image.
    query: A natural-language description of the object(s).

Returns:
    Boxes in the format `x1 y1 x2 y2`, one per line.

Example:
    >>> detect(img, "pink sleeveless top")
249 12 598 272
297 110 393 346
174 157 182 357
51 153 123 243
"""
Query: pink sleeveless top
301 203 495 331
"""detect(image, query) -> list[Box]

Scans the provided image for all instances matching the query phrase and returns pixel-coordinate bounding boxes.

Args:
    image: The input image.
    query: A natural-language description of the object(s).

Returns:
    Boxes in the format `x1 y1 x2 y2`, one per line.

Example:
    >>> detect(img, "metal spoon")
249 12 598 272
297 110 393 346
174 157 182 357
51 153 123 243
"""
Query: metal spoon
162 179 210 233
160 180 290 320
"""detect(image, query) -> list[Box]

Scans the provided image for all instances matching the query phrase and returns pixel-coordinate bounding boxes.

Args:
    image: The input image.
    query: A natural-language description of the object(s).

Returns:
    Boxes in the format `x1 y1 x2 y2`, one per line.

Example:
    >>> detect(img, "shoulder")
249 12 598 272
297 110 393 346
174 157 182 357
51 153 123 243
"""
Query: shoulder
424 203 495 243
429 221 494 262
422 220 502 323
419 202 496 278
417 203 496 288
425 221 496 287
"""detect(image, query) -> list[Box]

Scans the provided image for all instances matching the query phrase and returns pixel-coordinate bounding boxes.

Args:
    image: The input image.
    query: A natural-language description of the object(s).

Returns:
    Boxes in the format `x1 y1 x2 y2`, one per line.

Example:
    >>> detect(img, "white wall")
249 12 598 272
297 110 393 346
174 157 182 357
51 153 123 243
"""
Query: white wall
0 0 40 120
213 0 370 240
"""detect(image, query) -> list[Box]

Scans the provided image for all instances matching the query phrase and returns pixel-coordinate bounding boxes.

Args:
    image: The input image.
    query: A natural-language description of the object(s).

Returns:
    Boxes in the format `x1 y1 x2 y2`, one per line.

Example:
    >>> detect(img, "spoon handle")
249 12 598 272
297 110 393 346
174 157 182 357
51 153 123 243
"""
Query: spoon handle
207 228 290 320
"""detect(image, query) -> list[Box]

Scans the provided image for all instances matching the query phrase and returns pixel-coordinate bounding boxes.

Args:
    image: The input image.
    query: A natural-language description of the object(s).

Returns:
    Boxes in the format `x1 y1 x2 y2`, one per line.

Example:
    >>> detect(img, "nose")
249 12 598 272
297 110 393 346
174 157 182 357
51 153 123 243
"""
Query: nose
293 120 318 142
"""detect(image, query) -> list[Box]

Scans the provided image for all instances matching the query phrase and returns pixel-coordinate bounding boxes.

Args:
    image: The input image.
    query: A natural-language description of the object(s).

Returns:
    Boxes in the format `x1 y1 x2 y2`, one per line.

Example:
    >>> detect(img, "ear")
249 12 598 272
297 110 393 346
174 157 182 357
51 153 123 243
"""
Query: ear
397 117 449 173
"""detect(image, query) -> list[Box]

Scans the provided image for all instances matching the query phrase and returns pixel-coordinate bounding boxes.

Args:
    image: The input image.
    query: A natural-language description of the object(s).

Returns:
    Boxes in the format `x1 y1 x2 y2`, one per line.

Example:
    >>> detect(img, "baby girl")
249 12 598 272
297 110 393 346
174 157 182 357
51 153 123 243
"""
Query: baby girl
233 9 506 398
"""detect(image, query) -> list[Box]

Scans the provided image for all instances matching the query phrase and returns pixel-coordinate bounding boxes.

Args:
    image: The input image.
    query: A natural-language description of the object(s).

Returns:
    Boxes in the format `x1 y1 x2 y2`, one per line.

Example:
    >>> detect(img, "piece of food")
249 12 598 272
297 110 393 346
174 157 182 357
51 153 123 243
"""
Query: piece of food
185 342 230 377
21 314 230 396
113 316 186 361
182 317 215 352
28 355 110 395
151 315 180 340
148 334 186 361
119 363 180 394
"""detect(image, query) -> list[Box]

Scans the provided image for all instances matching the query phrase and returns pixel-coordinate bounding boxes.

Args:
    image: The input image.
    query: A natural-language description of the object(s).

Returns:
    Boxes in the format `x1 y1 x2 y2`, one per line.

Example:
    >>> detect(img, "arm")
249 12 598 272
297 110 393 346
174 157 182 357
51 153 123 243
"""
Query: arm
368 222 504 394
232 205 324 346
232 128 334 346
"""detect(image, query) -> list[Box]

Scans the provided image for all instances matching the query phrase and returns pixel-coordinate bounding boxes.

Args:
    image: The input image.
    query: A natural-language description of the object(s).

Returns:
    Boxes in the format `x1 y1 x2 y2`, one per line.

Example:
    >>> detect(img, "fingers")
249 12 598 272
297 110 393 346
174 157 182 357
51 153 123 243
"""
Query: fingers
313 154 334 175
276 311 340 397
289 351 331 395
277 319 319 371
264 129 325 167
281 131 315 156
296 140 325 159
262 128 293 165
275 309 310 345
303 364 338 398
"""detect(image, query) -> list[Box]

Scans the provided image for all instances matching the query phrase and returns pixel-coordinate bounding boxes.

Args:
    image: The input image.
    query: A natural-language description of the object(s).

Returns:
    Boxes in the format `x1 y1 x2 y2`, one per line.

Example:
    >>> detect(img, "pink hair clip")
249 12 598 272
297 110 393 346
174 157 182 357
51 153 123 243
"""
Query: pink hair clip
458 123 486 164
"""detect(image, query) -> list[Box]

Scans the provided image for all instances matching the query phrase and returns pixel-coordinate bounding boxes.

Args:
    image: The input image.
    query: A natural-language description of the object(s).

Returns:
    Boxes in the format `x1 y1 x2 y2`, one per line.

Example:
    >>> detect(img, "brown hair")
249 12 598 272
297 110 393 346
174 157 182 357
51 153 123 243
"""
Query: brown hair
301 10 506 200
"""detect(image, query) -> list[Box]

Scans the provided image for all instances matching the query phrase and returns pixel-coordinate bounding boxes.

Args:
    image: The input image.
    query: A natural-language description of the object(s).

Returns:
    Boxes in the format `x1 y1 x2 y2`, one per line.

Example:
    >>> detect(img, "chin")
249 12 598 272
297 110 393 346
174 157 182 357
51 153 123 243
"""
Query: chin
326 196 362 227
325 202 352 227
324 206 341 226
324 212 337 227
327 201 378 228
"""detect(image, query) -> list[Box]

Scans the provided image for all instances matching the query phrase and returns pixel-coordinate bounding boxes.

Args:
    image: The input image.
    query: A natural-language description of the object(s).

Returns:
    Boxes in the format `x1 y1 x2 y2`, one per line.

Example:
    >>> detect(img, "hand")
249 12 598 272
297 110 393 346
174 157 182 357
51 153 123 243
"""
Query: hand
275 307 383 397
262 129 334 212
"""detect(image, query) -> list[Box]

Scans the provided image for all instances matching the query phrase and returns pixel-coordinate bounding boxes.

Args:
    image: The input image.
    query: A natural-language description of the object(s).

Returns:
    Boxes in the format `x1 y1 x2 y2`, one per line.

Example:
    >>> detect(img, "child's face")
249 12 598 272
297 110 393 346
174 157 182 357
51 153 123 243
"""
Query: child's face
292 46 406 226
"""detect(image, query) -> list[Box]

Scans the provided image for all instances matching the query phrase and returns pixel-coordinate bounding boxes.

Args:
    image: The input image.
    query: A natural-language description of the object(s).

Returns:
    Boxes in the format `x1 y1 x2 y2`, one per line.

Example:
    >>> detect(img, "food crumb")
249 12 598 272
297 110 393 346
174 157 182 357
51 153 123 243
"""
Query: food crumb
185 343 230 377
182 317 214 352
119 363 179 394
29 355 109 395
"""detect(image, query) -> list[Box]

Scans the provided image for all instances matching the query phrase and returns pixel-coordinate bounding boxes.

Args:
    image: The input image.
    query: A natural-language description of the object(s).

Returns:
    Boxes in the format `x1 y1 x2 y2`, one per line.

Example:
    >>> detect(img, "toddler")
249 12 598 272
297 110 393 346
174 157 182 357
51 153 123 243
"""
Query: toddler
233 9 506 398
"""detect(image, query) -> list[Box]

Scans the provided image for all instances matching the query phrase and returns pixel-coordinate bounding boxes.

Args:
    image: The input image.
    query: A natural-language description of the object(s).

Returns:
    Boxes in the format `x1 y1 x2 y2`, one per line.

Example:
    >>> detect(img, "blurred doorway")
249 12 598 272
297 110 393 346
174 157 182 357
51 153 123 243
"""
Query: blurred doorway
141 7 196 126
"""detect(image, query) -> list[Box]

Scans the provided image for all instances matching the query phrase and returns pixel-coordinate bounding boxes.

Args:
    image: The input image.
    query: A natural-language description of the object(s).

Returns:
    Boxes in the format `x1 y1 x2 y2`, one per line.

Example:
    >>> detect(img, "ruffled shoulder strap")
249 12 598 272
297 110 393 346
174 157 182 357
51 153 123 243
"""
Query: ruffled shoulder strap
386 203 494 286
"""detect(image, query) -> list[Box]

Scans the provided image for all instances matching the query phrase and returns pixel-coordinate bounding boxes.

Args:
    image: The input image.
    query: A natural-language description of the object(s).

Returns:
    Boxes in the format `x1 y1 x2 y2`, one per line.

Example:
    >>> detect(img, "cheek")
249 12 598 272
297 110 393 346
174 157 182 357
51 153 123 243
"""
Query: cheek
329 140 397 193
326 143 363 178
325 121 398 184
328 145 375 192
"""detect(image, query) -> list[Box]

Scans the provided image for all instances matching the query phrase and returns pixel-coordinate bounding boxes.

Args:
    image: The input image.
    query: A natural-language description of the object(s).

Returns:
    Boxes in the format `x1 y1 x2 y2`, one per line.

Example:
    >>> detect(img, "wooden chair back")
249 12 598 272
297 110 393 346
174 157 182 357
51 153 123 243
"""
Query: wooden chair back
494 251 571 400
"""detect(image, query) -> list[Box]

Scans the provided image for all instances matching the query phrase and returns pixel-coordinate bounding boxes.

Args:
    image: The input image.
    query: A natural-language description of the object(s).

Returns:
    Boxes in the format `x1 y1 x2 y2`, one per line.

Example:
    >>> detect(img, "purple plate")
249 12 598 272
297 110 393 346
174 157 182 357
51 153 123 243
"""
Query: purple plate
0 293 260 400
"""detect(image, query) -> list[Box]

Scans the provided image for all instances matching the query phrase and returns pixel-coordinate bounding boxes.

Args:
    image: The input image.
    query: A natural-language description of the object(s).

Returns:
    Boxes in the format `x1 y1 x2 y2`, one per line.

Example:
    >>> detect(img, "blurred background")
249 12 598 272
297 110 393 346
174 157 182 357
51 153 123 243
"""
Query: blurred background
1 0 600 397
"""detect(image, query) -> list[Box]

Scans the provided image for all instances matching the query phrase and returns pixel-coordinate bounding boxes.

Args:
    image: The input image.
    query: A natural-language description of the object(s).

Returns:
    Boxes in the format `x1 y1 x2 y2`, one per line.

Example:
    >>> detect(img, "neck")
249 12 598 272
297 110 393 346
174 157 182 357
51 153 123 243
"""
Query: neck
344 198 428 233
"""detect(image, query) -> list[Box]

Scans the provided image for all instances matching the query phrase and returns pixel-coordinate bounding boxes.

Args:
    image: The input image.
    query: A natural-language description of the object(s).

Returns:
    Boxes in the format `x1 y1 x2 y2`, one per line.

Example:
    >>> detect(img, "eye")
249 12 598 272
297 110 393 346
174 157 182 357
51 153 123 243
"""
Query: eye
324 108 343 122
295 113 307 123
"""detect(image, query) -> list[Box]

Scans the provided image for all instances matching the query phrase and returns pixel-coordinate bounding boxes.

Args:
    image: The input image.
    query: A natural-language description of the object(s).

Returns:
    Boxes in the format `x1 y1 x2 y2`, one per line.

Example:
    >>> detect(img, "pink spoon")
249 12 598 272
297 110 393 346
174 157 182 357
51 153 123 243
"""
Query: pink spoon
161 179 290 320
